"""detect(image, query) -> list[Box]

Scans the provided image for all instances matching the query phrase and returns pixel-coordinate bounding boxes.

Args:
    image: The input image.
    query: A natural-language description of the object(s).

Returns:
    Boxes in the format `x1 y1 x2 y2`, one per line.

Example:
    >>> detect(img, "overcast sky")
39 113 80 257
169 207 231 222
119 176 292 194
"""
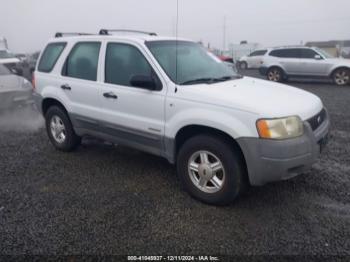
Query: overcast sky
1 0 350 53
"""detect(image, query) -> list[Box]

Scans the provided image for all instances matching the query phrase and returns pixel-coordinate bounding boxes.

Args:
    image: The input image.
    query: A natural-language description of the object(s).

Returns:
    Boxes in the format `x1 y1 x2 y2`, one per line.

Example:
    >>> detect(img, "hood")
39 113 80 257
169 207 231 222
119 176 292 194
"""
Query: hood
178 77 323 120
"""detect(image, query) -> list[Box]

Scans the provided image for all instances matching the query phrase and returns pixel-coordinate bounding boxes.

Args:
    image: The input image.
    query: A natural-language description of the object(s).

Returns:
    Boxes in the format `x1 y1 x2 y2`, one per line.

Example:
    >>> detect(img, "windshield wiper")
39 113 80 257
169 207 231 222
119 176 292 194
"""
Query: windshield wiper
180 78 216 85
180 76 238 85
212 76 234 82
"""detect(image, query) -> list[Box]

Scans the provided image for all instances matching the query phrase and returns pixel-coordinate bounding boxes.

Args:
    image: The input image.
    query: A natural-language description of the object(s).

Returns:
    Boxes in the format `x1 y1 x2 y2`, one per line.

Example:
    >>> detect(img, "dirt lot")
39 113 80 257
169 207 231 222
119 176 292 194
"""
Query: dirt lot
0 70 349 258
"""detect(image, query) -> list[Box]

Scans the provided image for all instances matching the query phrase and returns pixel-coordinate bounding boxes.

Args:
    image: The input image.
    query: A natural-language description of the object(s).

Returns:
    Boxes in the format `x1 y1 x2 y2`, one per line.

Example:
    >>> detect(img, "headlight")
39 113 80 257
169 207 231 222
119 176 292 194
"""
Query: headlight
256 116 304 139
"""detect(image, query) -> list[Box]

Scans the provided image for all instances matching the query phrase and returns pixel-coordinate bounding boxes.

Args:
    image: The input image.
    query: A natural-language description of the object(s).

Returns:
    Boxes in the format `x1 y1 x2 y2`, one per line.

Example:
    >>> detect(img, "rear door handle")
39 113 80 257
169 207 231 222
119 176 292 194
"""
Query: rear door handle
103 92 118 99
61 84 71 90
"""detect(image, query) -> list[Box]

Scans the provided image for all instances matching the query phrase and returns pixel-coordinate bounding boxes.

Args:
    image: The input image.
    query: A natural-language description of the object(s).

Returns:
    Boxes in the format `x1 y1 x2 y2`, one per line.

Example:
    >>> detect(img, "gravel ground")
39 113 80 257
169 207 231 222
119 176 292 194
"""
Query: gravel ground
0 70 349 258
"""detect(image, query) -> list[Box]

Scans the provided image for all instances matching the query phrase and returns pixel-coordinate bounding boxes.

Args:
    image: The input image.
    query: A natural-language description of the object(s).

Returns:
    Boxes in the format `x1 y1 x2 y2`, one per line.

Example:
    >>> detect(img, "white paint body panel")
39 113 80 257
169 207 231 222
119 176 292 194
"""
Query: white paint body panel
35 35 324 143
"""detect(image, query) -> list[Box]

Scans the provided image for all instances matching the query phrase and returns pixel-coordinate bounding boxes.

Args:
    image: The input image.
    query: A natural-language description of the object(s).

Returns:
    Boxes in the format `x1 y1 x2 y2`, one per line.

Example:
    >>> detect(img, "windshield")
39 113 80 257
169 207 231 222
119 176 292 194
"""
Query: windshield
0 50 16 59
315 48 335 58
146 41 239 85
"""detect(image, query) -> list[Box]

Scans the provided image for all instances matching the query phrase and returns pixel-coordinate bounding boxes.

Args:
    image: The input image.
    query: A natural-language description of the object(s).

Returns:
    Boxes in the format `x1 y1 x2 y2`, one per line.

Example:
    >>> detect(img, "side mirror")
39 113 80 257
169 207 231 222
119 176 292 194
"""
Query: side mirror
11 68 23 76
314 55 323 60
130 75 158 90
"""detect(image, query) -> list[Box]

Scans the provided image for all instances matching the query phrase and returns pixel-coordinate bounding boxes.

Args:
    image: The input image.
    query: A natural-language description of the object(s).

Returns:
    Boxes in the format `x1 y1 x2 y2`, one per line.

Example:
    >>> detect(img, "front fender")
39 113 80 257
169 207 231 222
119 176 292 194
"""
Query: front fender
329 65 350 77
165 107 258 140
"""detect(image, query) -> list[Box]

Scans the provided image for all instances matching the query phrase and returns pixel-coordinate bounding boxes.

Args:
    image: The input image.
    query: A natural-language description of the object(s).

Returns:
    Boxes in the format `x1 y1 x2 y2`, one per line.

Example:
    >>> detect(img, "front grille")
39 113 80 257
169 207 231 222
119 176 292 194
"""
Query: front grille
307 108 326 131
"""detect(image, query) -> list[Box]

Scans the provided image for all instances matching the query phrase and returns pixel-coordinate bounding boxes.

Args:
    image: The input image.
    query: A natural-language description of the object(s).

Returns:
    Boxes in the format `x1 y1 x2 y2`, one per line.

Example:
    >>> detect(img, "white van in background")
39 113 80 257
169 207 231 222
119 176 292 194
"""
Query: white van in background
239 49 269 69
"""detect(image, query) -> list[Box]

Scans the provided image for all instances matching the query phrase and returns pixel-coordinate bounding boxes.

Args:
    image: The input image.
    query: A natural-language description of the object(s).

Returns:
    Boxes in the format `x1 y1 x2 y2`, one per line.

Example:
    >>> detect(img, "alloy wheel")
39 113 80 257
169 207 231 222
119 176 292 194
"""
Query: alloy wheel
334 69 349 86
268 69 281 82
188 150 226 194
50 115 66 144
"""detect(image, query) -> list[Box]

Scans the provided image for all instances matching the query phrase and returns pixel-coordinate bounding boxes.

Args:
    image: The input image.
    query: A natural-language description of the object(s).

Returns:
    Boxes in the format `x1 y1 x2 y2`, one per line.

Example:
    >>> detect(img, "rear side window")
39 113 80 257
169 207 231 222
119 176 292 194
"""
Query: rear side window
62 42 101 81
105 43 153 87
38 42 66 72
269 49 300 58
250 50 267 56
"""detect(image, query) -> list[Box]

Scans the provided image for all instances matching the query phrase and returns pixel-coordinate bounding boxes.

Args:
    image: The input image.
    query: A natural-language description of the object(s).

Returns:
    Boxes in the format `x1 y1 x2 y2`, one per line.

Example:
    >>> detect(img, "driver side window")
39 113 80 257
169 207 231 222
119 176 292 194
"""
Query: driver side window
105 43 153 87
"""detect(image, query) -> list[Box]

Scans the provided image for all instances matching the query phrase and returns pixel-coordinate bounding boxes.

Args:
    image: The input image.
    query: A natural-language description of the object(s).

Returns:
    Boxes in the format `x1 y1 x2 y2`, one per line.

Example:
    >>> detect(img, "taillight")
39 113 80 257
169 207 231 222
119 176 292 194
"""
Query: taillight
31 72 36 90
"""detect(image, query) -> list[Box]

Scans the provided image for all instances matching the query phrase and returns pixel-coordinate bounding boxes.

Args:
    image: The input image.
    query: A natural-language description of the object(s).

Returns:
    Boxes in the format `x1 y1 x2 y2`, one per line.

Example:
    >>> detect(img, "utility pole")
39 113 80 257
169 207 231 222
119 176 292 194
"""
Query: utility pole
223 16 226 53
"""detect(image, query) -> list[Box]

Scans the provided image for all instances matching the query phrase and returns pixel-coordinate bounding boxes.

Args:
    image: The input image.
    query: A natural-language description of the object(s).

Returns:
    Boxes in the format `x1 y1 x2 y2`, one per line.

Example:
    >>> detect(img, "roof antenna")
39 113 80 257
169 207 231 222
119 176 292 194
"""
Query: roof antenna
175 0 179 93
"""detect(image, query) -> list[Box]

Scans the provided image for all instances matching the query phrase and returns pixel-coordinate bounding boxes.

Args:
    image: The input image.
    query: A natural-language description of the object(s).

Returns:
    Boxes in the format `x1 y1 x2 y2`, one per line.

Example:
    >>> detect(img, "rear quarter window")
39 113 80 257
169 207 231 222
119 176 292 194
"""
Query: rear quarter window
250 50 267 56
38 42 66 73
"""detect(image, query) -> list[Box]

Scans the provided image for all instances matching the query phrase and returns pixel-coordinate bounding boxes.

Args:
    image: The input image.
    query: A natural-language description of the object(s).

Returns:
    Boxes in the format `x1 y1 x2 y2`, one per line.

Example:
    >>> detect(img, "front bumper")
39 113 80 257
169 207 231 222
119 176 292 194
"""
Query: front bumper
237 110 330 186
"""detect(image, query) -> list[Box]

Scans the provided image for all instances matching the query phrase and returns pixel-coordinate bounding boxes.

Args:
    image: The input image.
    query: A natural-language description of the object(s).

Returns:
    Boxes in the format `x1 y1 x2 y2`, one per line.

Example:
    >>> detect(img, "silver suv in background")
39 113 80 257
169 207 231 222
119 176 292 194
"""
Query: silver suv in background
259 46 350 86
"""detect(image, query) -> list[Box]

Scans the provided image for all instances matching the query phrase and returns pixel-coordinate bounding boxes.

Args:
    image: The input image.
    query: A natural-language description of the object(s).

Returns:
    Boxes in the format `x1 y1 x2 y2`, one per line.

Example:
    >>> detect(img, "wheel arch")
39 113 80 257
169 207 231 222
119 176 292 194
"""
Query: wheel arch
267 65 286 75
42 97 68 116
266 65 288 80
173 125 249 184
330 66 350 77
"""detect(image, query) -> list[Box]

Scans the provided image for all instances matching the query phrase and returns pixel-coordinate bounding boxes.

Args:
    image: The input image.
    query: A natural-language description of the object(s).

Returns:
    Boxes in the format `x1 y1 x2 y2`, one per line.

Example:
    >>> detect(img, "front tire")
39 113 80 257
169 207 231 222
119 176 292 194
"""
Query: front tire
45 106 81 152
267 67 284 82
177 135 246 205
333 68 350 86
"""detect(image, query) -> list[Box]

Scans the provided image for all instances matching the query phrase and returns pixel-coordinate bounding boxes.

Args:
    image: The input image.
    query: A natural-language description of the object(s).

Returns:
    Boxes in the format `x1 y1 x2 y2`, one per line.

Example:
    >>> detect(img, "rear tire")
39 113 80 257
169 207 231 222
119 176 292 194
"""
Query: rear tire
267 67 284 82
332 68 350 86
45 106 81 152
240 61 248 70
177 135 246 205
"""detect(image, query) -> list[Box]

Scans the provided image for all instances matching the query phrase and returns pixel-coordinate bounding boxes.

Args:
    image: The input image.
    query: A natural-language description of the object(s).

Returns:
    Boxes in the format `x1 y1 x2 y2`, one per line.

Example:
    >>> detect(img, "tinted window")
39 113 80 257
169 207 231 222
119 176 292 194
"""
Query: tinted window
105 43 154 87
269 49 300 58
38 42 66 72
300 49 319 59
63 42 101 81
249 51 259 56
250 50 267 56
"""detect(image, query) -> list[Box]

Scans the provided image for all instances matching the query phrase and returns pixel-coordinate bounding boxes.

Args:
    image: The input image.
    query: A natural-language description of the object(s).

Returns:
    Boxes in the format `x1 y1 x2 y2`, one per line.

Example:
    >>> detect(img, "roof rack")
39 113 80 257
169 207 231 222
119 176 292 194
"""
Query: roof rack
99 29 157 36
55 32 93 38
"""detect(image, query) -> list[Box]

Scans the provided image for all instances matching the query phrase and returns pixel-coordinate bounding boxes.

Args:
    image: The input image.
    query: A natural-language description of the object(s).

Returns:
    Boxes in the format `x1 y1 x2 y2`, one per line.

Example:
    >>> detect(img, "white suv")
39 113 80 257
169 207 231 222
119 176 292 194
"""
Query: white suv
239 49 269 69
260 46 350 86
33 30 330 205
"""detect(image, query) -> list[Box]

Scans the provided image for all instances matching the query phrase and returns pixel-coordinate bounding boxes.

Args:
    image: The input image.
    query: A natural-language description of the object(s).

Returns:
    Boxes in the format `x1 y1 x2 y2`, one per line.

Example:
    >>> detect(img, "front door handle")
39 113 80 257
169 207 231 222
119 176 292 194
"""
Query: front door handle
103 92 118 99
61 84 71 91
